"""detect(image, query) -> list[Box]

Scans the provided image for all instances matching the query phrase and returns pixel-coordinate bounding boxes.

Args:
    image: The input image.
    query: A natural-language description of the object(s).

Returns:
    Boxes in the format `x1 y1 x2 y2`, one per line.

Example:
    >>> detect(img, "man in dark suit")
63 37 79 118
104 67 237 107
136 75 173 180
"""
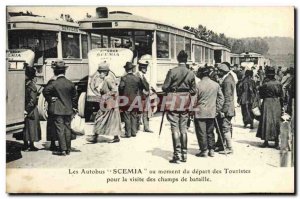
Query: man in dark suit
135 57 153 133
162 50 196 163
43 60 78 156
216 63 236 154
194 66 224 157
119 62 148 138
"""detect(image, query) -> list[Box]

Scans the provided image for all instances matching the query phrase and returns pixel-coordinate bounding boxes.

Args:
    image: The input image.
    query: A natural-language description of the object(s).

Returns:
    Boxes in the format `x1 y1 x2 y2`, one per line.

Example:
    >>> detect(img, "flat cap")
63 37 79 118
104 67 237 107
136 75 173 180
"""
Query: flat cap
51 60 68 69
98 61 110 71
217 63 230 72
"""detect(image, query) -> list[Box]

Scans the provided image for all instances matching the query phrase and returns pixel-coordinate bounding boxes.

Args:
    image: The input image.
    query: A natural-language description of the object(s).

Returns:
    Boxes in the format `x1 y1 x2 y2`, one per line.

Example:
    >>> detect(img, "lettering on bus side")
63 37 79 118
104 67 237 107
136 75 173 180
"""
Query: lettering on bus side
61 25 79 33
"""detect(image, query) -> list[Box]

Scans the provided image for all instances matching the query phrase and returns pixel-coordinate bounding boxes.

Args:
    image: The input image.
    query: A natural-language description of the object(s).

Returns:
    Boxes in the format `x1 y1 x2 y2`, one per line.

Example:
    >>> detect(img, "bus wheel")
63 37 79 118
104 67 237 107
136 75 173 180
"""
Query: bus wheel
78 92 86 117
38 93 48 120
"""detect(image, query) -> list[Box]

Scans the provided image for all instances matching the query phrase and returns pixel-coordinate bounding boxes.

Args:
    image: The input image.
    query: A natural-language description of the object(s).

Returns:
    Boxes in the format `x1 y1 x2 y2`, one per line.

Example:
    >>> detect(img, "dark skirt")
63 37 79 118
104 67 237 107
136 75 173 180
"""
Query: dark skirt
241 103 254 126
23 108 42 142
93 108 122 136
256 98 281 141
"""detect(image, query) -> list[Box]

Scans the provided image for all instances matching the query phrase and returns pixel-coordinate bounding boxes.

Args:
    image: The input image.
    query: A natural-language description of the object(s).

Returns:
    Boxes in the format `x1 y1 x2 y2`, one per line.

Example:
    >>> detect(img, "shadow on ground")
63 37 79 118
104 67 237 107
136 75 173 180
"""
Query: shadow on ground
6 141 23 163
235 139 263 148
146 148 172 161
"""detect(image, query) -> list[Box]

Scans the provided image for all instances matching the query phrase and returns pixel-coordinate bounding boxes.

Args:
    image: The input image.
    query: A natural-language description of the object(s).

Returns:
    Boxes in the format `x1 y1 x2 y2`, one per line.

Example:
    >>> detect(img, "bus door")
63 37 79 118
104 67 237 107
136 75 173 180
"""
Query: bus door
6 60 25 133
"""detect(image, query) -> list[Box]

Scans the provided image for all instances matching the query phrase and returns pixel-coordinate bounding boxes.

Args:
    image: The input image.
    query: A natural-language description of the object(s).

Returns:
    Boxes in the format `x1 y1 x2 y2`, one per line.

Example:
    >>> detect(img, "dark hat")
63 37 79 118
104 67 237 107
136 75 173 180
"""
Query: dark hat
97 61 110 71
25 66 36 79
265 67 276 76
51 60 68 70
177 50 188 63
197 66 210 76
124 62 134 70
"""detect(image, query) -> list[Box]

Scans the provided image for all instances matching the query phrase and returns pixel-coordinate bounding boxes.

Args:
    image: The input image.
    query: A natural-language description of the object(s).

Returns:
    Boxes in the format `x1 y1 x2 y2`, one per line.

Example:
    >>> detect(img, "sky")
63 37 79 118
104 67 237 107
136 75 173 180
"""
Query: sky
7 6 294 39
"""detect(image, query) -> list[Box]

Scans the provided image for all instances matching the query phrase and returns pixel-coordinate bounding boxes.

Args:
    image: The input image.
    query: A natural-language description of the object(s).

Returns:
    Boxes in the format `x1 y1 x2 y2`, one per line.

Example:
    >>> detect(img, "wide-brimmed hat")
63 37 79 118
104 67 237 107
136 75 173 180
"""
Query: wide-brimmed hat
124 62 135 70
51 60 68 70
265 67 276 76
217 63 230 72
25 66 36 79
97 61 110 71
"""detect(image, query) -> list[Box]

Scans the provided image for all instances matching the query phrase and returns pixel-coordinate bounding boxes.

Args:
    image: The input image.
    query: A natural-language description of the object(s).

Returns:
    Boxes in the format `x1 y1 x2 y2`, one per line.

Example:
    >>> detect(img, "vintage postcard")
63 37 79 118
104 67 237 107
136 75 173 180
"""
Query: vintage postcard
6 6 295 193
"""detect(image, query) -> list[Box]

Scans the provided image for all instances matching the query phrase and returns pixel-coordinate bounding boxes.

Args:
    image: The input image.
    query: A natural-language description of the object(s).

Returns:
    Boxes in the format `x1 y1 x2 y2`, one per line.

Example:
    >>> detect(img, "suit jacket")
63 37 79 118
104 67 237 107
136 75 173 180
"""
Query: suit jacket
194 77 224 119
119 73 148 109
221 73 235 117
43 76 78 116
162 63 196 94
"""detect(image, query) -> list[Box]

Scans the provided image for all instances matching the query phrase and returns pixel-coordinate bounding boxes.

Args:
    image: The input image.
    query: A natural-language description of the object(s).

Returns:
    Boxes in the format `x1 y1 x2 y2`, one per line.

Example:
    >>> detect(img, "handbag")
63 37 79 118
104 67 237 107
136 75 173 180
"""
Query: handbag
71 113 85 136
252 106 261 117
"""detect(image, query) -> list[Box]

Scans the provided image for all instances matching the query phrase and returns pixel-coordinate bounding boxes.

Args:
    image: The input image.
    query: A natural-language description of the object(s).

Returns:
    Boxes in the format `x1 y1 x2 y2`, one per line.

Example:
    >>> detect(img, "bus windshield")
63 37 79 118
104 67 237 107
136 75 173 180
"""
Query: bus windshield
8 30 58 64
89 29 152 59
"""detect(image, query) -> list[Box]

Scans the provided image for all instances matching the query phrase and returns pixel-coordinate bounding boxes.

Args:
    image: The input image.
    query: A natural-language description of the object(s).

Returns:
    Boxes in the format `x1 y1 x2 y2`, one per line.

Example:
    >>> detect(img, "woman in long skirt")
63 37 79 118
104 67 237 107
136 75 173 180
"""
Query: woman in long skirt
23 66 41 151
88 61 122 143
256 67 283 149
238 70 257 129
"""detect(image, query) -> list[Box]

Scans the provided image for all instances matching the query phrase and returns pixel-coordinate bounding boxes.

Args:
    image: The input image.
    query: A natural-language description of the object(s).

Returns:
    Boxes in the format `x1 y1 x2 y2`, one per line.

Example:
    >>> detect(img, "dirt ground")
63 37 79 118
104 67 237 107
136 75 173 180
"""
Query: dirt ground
6 107 292 169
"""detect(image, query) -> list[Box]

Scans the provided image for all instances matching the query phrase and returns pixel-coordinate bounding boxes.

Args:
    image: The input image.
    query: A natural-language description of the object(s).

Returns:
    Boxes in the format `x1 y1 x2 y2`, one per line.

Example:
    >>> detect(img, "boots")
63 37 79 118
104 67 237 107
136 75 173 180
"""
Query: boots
180 132 187 162
170 131 181 163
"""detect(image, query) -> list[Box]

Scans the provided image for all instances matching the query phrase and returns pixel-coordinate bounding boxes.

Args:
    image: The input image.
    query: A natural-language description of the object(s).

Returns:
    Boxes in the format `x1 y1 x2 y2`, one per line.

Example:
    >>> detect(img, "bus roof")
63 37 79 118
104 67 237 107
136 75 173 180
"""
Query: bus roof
79 10 230 49
8 15 79 27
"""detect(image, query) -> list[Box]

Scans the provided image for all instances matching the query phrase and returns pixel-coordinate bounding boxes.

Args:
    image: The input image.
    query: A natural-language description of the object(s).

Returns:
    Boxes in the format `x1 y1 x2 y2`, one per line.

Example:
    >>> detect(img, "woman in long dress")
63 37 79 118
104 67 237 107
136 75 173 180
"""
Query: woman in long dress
23 66 41 151
238 70 256 129
88 61 122 143
256 67 283 149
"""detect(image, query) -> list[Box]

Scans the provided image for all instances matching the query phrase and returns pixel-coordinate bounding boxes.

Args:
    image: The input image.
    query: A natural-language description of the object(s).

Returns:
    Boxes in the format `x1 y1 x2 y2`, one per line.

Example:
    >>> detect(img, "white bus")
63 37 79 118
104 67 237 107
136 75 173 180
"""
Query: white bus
77 7 231 116
7 11 90 119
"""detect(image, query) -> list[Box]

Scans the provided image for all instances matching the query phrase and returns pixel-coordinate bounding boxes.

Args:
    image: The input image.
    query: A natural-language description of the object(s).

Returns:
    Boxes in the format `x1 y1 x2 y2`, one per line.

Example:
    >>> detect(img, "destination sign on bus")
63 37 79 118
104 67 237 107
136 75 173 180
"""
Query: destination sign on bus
8 49 35 67
61 25 79 33
87 48 133 99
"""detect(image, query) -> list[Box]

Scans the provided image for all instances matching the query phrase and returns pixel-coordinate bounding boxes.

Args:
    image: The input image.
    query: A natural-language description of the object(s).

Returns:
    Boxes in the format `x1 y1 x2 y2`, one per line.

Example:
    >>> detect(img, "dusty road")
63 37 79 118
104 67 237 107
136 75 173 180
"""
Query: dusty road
6 107 288 169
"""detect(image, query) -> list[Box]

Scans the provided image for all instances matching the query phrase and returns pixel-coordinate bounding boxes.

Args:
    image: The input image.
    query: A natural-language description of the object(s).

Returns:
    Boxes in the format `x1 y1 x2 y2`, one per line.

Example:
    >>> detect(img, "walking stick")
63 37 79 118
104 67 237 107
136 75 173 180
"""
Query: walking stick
214 118 227 156
159 110 166 137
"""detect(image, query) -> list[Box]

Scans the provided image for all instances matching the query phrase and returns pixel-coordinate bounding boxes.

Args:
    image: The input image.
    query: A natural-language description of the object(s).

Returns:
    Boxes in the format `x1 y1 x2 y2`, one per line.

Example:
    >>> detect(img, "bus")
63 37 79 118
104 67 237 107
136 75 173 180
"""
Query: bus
77 7 231 115
7 11 90 120
230 52 271 69
6 49 32 133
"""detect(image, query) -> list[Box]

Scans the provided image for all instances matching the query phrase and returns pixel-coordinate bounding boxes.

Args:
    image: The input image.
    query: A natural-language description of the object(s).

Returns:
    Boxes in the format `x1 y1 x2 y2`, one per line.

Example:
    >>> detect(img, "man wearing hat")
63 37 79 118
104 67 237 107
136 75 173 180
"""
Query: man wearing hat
43 60 78 156
162 50 196 163
135 55 153 133
194 66 224 157
119 62 148 138
215 62 235 154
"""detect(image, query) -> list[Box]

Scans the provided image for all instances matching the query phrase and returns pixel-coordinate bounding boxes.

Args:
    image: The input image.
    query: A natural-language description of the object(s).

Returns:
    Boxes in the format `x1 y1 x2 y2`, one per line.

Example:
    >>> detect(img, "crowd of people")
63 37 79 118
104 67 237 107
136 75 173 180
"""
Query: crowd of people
15 50 295 164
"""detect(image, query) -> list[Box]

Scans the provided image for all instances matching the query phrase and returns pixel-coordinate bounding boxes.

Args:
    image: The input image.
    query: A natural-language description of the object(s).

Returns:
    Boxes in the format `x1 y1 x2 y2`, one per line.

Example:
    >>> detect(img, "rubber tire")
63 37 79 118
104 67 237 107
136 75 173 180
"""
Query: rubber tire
78 92 86 117
37 93 48 121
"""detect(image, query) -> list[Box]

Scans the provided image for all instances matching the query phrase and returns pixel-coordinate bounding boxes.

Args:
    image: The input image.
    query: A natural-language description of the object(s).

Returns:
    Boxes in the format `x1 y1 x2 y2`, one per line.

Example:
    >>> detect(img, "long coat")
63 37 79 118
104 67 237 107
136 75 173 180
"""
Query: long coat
94 77 122 136
24 79 41 142
238 76 257 105
194 77 224 119
220 73 236 117
256 79 283 141
43 76 78 116
119 73 148 111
